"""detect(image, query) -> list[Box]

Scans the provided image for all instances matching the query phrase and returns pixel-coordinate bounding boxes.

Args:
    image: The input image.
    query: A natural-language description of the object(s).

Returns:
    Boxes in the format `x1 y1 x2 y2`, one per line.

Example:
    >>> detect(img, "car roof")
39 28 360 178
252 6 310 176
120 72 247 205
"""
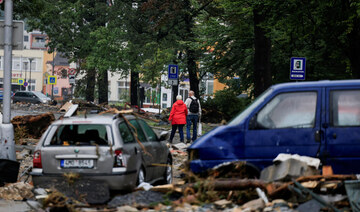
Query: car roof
52 113 137 125
272 79 360 90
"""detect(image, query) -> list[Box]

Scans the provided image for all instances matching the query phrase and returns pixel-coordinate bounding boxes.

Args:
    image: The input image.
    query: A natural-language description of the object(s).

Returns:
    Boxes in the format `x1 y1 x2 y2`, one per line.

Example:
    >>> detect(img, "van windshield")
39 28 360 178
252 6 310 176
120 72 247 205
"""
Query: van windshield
228 88 273 126
33 92 48 99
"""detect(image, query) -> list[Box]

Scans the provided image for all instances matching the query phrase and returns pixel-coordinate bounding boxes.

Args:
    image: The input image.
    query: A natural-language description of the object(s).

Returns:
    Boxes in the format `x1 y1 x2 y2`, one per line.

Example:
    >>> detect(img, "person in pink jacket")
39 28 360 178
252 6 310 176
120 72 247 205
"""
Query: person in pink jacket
168 95 188 143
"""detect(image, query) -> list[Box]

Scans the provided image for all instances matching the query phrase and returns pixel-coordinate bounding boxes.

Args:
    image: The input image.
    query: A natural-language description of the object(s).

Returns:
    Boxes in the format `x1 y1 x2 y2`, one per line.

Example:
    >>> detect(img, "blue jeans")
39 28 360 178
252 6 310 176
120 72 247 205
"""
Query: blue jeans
169 124 184 143
186 114 198 141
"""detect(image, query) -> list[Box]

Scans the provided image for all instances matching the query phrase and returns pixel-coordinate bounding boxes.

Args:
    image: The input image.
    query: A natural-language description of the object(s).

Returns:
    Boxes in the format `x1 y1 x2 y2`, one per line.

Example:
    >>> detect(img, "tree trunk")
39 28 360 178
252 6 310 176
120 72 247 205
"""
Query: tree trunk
184 0 200 98
187 48 200 98
85 68 95 102
130 71 139 106
347 17 360 78
98 69 108 104
253 7 272 97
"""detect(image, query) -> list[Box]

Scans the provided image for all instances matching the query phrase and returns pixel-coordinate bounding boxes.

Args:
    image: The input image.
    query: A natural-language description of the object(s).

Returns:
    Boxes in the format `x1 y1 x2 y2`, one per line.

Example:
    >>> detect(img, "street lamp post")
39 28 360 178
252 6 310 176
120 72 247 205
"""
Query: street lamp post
23 61 27 91
28 58 33 91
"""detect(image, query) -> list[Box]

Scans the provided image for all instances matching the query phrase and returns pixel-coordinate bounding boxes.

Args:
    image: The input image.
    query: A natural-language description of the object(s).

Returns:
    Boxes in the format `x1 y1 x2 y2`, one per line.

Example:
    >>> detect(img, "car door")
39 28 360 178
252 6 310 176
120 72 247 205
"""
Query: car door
244 89 322 169
117 121 142 178
138 119 168 178
41 124 114 174
128 119 156 181
324 86 360 174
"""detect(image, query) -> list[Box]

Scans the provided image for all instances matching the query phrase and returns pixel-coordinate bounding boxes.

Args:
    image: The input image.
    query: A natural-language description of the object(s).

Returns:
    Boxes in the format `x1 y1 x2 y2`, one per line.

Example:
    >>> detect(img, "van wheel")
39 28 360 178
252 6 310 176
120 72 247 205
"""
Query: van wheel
136 167 145 185
163 157 173 184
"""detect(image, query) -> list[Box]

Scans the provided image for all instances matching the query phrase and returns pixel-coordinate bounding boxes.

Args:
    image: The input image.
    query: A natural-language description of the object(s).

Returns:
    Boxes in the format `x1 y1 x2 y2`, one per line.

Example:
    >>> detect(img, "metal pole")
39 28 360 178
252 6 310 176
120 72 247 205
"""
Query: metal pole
1 0 16 161
28 58 33 91
23 61 27 91
51 51 54 100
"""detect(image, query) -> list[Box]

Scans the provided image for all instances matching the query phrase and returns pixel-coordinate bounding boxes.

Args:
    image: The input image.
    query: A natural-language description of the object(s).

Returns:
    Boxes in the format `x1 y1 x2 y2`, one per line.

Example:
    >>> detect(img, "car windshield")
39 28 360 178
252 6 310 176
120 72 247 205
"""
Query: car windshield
228 88 273 126
48 124 109 146
33 91 48 98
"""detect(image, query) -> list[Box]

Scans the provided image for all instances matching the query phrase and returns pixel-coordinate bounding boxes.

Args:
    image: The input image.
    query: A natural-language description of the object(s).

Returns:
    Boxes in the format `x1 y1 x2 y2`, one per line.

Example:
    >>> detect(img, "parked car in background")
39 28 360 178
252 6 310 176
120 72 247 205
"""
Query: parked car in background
30 113 172 190
13 91 51 104
188 80 360 175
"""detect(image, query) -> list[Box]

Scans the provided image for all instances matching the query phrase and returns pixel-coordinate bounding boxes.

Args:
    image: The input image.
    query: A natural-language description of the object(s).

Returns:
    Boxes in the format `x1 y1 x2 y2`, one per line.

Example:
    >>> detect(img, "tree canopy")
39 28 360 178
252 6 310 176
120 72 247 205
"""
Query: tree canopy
14 0 360 101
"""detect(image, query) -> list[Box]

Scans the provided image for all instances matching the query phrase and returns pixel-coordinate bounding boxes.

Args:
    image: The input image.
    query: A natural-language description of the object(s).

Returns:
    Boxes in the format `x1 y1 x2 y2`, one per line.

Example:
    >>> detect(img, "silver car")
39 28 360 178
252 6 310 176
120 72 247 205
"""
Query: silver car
13 91 51 104
30 114 172 190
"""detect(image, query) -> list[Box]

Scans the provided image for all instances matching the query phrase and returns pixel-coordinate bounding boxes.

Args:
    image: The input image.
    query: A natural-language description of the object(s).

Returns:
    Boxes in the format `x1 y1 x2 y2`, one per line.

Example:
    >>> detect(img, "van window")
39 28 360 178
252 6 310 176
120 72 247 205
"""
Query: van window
255 92 317 129
331 90 360 127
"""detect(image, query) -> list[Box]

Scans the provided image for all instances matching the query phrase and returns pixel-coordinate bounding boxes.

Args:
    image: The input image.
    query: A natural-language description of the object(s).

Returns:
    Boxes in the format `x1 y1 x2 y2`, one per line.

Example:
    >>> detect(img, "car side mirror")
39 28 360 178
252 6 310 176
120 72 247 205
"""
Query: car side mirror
159 131 169 141
249 114 258 129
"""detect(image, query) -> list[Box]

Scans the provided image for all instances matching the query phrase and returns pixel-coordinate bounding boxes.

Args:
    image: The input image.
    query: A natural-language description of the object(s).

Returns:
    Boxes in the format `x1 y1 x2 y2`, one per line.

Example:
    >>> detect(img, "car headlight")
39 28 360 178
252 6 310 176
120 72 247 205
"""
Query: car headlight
42 100 47 103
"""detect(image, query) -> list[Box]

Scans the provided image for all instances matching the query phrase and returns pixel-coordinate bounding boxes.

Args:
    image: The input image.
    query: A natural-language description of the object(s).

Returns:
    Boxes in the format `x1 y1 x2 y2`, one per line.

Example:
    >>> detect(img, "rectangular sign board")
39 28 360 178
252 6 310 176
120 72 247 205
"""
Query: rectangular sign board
0 21 24 50
290 57 306 80
168 79 178 86
168 64 179 79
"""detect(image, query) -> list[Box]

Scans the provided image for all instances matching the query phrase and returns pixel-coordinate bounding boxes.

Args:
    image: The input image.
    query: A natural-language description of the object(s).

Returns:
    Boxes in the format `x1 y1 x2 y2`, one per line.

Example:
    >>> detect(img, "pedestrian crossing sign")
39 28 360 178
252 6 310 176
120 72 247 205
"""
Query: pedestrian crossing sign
18 78 24 85
48 75 57 85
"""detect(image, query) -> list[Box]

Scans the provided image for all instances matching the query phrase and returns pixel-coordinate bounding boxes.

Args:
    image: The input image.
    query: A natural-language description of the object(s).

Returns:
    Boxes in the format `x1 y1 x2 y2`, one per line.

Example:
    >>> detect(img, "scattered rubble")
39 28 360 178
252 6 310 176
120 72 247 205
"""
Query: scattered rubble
0 182 34 200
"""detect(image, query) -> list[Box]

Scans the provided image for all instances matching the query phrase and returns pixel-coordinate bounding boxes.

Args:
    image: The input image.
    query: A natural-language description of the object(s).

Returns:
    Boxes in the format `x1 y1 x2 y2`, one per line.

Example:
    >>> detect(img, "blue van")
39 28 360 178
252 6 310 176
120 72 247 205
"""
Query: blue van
188 80 360 175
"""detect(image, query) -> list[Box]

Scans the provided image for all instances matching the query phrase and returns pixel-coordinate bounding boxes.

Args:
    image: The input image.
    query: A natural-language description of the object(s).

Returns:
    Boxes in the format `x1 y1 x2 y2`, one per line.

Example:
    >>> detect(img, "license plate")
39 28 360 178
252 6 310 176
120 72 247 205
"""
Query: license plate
60 159 94 168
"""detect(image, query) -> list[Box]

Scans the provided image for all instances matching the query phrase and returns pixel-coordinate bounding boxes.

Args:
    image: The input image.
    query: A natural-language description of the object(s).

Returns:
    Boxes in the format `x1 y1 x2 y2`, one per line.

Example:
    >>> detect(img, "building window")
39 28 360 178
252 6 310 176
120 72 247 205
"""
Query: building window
24 35 29 42
207 81 214 95
162 93 167 101
61 69 68 79
117 81 129 101
162 104 167 109
12 57 21 70
31 34 47 49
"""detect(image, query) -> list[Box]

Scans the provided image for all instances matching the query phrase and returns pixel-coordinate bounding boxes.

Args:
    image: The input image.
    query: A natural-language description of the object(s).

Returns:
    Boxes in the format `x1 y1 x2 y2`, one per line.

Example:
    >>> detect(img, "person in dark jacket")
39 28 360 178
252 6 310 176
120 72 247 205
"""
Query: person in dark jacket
168 95 188 143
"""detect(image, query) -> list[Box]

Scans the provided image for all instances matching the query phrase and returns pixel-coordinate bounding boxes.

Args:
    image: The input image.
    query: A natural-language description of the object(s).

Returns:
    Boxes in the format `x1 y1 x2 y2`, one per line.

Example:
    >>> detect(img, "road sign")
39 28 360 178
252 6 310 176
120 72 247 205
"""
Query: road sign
69 75 75 84
0 21 24 50
168 64 178 80
168 79 178 86
48 75 57 85
23 81 28 87
68 68 76 75
18 78 24 85
290 57 306 80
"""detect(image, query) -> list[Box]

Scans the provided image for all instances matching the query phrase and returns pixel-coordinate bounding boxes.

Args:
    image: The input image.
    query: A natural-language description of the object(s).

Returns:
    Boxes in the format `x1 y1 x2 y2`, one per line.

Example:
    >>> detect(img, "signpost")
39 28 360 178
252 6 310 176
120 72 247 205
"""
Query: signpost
68 68 76 75
69 75 75 84
18 78 24 85
0 20 23 50
168 64 179 104
290 57 306 80
48 75 57 85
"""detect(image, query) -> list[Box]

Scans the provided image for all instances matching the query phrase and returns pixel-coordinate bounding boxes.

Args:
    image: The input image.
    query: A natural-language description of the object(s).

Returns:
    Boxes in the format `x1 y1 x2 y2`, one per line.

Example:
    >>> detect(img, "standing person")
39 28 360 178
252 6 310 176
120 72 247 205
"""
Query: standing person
185 90 201 143
168 95 188 143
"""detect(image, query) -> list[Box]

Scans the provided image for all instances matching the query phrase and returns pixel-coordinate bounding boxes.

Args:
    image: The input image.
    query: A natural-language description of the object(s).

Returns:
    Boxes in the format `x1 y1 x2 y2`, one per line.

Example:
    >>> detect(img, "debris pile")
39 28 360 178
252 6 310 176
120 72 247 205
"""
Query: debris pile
11 112 55 139
0 182 34 200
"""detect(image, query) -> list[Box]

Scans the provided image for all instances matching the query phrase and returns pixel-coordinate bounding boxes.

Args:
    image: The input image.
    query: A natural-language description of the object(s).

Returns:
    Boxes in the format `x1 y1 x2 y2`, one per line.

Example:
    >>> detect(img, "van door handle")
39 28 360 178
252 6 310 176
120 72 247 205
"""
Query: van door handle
332 133 337 139
315 130 322 142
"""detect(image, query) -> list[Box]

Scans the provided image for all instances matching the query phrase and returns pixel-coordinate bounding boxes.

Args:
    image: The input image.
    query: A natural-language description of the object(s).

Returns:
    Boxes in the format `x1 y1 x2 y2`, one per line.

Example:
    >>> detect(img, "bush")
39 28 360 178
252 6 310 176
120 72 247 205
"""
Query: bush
202 89 250 123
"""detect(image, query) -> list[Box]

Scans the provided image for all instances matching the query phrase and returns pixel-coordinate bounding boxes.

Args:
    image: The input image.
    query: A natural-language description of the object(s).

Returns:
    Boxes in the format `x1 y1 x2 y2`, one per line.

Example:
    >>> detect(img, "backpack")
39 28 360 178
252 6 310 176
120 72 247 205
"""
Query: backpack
189 97 199 113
